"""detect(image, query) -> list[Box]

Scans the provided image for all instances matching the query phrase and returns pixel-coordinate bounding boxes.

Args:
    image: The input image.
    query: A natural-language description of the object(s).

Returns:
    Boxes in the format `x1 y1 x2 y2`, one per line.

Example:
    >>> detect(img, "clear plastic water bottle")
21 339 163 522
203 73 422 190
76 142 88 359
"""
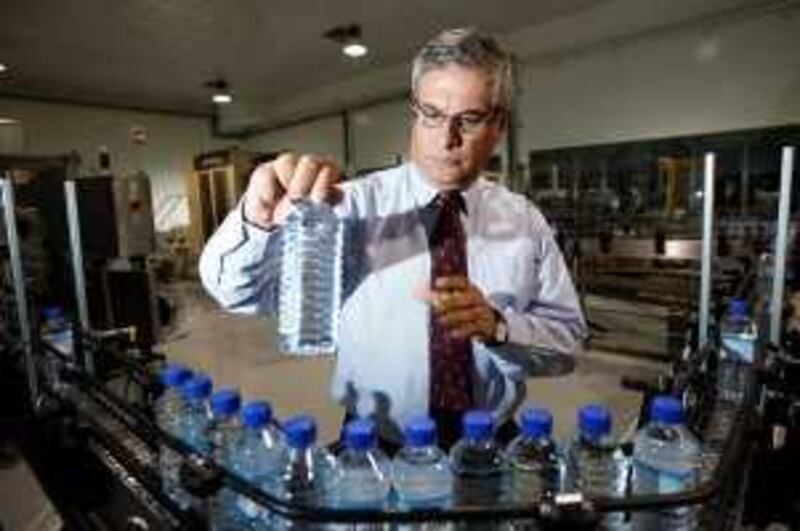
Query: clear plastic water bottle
209 389 243 466
278 199 343 356
718 298 757 403
567 404 628 529
331 418 392 509
274 415 337 530
155 364 193 504
179 374 213 454
449 410 508 506
633 396 700 530
507 407 564 503
208 389 243 531
392 416 452 509
232 401 287 529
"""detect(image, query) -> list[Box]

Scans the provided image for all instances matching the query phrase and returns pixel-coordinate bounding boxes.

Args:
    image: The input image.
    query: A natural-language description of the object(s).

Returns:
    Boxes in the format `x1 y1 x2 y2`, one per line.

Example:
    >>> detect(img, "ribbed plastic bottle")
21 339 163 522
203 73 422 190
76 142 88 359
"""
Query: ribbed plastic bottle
232 401 287 529
155 363 193 505
449 410 508 506
507 407 564 502
566 404 628 529
278 199 343 356
633 396 700 530
718 298 757 403
391 416 453 509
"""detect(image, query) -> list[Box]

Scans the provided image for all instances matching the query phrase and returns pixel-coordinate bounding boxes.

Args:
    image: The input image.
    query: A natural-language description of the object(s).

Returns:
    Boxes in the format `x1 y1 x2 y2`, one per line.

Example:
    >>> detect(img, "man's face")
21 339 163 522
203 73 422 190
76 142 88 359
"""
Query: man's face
410 64 505 190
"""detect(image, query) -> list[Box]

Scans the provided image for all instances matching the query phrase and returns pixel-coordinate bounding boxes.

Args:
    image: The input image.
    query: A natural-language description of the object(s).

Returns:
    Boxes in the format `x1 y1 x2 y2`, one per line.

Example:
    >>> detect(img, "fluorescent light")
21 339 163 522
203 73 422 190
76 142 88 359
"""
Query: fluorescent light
343 43 368 58
212 93 233 104
0 64 6 73
0 118 18 125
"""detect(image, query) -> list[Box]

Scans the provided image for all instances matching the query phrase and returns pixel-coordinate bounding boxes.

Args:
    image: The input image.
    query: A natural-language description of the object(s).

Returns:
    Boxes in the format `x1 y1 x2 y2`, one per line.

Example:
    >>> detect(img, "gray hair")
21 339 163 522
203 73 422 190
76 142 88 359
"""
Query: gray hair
411 28 513 110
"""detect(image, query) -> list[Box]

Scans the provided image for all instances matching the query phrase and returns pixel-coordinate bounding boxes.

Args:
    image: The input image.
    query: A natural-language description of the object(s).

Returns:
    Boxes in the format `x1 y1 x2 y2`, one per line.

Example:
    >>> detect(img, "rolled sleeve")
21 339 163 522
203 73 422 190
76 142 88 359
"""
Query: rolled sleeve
198 200 282 315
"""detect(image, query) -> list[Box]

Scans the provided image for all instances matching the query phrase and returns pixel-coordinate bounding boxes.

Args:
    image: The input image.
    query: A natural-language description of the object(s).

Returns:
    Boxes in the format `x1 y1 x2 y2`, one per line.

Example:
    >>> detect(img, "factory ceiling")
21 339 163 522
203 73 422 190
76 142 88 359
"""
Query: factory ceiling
0 0 782 126
0 0 611 116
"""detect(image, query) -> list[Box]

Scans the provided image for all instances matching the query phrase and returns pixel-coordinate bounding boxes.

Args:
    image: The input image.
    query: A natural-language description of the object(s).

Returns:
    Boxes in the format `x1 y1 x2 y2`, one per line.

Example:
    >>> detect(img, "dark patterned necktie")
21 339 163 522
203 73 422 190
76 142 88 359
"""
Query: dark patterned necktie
427 191 473 412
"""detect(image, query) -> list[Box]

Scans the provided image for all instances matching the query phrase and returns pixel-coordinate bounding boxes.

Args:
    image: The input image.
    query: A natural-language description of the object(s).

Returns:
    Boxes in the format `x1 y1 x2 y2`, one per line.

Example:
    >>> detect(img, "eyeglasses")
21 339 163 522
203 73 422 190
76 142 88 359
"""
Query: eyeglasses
411 96 499 135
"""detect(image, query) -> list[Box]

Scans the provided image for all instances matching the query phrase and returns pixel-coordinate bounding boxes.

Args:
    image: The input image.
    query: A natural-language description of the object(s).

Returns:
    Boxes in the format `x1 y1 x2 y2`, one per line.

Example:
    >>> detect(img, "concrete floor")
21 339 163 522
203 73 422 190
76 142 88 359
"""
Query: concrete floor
164 282 665 444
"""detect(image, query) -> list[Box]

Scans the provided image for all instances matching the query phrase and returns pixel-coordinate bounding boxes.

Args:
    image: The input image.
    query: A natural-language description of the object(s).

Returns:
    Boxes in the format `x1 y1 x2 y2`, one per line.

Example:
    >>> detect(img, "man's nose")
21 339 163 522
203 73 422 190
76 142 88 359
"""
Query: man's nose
443 118 463 150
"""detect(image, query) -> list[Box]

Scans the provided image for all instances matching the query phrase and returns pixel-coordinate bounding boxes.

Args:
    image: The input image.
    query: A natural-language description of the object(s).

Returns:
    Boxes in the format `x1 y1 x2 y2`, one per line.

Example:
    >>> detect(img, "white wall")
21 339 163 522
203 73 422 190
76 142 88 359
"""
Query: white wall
350 100 409 172
245 115 346 166
515 5 800 154
237 1 798 177
0 98 229 229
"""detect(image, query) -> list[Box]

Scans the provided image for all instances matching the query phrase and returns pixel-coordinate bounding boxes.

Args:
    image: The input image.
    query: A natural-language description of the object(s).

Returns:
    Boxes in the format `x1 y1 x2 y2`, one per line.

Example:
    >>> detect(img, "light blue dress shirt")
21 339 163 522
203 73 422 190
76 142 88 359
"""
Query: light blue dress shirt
199 163 587 442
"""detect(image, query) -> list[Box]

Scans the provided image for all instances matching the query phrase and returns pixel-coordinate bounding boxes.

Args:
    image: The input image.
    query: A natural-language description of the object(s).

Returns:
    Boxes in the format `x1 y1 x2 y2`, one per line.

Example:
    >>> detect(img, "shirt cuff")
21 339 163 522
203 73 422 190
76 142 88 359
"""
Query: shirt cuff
239 198 278 243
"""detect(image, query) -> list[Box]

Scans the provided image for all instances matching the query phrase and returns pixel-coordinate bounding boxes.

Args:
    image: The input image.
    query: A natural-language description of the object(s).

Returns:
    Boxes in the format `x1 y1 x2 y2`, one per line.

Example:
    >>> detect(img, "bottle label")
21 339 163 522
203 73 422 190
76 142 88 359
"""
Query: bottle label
635 459 693 494
721 334 755 363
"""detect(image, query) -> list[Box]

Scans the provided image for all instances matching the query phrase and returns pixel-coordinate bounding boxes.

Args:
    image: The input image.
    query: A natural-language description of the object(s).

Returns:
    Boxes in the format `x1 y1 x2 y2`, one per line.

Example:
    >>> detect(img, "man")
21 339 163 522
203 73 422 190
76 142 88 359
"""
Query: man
200 28 587 450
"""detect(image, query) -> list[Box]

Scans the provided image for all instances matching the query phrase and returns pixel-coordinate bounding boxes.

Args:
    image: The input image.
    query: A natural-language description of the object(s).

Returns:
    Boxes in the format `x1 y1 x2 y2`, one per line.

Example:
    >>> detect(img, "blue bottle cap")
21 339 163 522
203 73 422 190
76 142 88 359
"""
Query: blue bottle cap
728 298 748 317
284 415 317 449
578 404 612 438
462 410 494 441
519 407 553 439
160 363 192 388
650 396 684 425
242 401 273 429
181 375 213 401
210 389 241 417
343 419 377 450
42 306 64 320
404 416 437 447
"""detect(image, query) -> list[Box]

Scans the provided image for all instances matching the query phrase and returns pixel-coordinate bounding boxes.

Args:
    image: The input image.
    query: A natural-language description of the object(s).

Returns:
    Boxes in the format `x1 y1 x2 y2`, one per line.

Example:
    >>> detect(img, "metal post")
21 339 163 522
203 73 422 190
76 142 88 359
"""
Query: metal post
64 180 94 373
770 146 795 343
1 176 39 406
699 153 716 348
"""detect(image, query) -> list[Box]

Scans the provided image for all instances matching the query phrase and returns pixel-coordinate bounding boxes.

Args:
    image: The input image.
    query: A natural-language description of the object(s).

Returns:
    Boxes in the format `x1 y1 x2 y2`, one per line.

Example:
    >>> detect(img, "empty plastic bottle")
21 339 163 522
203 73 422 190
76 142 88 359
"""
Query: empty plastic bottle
278 199 343 356
232 401 287 529
718 298 757 403
392 416 453 509
274 415 337 530
155 363 193 504
208 389 243 531
449 410 508 506
507 407 564 503
179 374 213 454
566 404 628 529
633 396 700 530
331 418 392 509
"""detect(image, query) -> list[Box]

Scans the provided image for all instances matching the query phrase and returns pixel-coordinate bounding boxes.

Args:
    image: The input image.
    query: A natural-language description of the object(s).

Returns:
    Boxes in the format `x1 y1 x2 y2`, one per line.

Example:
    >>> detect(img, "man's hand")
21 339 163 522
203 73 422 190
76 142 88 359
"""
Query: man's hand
418 276 503 343
243 152 343 229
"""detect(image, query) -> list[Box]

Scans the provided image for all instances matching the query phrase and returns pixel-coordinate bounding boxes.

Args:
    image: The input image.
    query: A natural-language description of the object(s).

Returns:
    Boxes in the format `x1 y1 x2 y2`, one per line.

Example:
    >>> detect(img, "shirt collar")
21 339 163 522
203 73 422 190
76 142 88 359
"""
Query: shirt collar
408 161 480 215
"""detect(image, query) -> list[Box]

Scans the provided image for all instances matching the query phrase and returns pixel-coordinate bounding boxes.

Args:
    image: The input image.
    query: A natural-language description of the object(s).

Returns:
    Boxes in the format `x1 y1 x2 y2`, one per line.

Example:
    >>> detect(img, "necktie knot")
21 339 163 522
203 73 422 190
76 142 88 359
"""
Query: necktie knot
435 191 466 214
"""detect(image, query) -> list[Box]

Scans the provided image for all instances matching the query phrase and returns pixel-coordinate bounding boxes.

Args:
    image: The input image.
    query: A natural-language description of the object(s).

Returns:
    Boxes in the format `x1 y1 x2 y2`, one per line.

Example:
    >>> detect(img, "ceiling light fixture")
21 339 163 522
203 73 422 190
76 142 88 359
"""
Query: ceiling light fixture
343 43 368 58
323 24 369 59
205 78 233 104
0 64 7 74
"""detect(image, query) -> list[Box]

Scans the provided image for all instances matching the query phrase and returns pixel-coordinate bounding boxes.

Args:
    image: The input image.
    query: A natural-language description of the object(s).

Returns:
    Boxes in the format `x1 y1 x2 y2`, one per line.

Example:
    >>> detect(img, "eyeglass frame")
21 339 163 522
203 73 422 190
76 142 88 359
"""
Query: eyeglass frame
410 95 504 135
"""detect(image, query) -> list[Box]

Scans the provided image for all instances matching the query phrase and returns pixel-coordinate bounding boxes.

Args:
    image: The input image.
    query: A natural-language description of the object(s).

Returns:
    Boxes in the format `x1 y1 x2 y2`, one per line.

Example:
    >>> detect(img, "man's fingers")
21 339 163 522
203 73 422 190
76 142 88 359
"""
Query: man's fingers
439 307 483 327
310 163 342 204
244 162 285 227
273 152 298 190
287 154 322 200
434 276 470 291
432 288 482 312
